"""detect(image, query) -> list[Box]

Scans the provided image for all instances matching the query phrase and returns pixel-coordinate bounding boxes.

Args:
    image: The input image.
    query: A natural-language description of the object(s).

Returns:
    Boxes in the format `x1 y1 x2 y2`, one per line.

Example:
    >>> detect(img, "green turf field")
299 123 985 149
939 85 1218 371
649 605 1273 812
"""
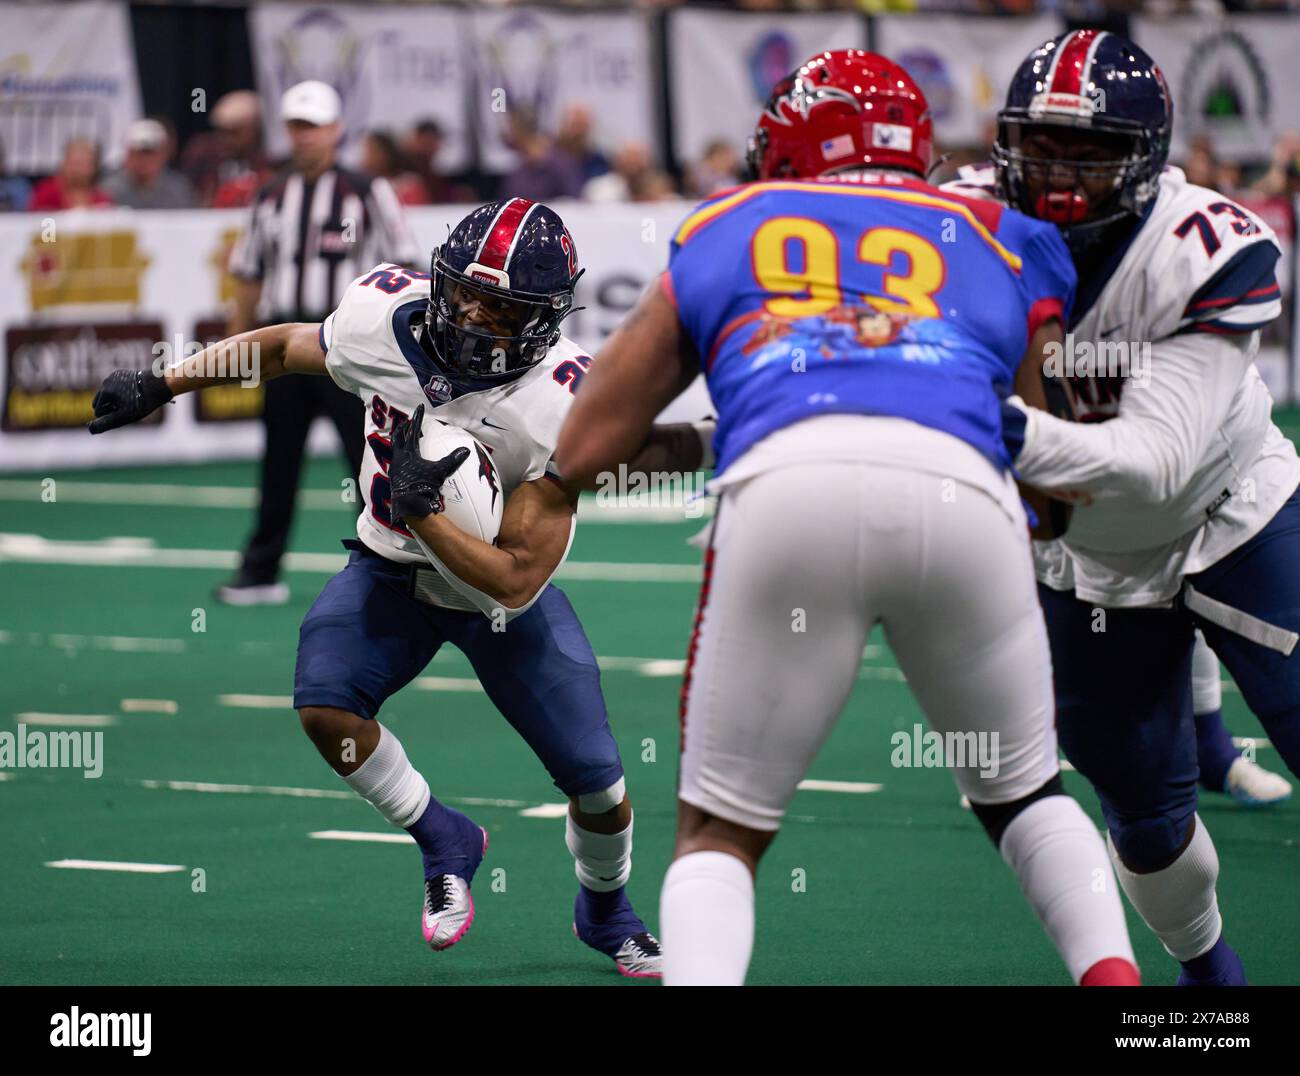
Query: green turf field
2 416 1298 986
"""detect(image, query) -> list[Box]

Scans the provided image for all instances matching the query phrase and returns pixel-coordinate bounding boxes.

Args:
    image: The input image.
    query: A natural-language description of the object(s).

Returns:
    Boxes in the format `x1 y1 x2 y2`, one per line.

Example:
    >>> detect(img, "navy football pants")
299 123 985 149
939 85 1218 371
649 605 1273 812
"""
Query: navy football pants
294 542 625 798
1041 487 1300 872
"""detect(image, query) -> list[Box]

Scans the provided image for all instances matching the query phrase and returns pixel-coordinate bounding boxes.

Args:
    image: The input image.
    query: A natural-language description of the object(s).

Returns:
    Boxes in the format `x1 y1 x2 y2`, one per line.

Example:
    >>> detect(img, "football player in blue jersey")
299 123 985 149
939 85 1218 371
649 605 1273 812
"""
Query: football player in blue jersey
558 49 1140 986
984 30 1300 985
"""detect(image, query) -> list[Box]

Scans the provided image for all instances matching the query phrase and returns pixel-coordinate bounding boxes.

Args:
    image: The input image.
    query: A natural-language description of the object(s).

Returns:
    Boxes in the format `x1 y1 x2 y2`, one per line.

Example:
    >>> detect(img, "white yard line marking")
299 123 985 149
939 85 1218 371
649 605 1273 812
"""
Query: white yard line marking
0 533 700 582
121 699 179 714
0 480 712 524
136 778 354 800
131 778 530 810
0 772 11 781
797 779 883 794
46 859 185 873
46 633 184 654
217 694 294 709
13 712 117 727
518 803 570 819
309 830 414 845
411 677 485 693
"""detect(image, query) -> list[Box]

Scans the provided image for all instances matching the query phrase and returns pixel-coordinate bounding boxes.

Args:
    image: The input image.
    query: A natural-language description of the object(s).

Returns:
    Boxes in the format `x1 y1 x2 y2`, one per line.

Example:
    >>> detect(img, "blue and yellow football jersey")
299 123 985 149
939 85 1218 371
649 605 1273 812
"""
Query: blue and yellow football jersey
665 173 1077 475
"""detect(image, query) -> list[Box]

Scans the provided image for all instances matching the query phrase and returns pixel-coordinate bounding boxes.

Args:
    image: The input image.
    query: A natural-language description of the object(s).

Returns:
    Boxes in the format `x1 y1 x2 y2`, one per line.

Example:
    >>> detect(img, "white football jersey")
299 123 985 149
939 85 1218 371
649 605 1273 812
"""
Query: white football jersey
945 165 1300 605
321 263 588 571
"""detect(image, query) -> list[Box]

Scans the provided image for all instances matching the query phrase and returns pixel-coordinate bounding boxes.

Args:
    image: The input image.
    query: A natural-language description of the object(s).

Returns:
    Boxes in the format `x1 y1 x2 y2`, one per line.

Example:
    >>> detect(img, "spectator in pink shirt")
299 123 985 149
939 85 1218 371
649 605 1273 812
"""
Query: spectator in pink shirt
29 139 113 211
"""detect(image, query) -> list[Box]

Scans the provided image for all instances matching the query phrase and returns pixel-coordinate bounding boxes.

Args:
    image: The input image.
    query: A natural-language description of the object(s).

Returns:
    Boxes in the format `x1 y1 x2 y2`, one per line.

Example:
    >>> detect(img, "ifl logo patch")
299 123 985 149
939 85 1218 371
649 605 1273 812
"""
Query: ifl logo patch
424 373 453 404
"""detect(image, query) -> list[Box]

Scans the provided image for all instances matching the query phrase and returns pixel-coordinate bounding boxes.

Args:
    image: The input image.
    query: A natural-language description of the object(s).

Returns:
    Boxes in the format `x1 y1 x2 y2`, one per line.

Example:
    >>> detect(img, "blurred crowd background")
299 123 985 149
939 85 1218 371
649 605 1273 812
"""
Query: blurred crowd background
3 0 1299 217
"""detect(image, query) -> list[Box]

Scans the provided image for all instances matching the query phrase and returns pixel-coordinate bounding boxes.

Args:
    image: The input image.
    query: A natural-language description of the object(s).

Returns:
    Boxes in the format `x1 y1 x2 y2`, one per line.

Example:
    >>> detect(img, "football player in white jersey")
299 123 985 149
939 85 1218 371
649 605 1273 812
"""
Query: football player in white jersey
947 178 1291 806
984 30 1300 984
87 198 715 979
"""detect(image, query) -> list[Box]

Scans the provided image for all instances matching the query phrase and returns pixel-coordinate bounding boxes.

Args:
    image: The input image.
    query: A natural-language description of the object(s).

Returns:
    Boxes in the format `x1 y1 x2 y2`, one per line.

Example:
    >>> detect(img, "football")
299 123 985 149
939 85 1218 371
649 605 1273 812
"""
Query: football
417 416 504 545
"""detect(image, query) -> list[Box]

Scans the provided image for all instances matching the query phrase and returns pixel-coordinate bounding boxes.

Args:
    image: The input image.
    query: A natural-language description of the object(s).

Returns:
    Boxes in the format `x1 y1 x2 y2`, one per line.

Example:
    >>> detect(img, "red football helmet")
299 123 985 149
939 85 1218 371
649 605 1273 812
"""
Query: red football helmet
747 50 934 181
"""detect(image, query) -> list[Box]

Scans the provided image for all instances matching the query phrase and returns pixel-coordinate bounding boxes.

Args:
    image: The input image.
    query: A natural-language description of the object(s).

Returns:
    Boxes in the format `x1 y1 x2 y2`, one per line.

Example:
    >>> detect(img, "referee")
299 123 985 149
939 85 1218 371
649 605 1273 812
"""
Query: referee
219 80 420 605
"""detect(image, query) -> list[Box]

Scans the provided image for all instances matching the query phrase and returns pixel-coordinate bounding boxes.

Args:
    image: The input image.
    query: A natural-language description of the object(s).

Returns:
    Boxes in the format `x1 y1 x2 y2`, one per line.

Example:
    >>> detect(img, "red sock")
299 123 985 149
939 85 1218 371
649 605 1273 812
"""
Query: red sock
1081 957 1141 986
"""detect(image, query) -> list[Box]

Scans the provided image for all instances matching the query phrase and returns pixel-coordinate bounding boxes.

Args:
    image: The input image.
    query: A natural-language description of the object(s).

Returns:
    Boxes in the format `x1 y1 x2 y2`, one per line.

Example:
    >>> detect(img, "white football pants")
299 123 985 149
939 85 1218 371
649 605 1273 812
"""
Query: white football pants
679 415 1061 830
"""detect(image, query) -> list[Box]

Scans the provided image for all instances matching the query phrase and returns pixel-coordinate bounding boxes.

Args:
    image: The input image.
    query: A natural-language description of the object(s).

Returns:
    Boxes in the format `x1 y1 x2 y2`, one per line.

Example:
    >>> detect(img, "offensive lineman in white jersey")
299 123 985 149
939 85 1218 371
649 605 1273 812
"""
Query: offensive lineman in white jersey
87 199 714 978
947 150 1291 807
985 31 1300 984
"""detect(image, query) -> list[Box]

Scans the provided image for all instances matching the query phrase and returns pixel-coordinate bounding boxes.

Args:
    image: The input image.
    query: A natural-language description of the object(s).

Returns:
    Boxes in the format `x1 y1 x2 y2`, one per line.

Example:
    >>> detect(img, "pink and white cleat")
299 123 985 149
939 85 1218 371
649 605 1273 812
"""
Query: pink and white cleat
422 827 488 951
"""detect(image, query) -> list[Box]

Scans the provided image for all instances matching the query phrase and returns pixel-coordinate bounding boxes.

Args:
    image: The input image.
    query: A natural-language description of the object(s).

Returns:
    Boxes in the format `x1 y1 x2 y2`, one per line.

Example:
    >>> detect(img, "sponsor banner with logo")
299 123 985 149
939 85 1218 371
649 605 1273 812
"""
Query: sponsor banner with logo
472 8 656 175
0 203 711 472
875 14 1060 150
249 2 474 173
667 9 866 167
1132 15 1300 164
0 0 143 174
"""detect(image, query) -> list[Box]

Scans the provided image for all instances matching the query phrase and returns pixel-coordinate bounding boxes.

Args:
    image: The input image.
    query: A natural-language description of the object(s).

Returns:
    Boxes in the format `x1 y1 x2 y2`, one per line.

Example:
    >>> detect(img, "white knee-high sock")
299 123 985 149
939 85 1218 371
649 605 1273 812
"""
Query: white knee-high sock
1107 815 1222 962
566 815 633 892
660 850 754 986
341 724 431 829
998 796 1138 983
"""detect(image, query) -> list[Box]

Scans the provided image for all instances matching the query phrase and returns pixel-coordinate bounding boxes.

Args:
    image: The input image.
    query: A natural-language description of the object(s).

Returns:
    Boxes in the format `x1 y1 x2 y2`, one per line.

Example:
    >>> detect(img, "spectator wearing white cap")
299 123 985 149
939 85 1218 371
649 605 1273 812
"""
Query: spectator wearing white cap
102 119 196 210
217 79 420 604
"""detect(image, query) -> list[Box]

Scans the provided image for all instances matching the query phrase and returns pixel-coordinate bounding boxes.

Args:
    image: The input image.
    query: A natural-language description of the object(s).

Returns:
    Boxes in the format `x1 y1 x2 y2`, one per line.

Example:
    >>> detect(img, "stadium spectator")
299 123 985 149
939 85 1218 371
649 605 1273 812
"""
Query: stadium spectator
0 139 31 211
402 119 475 203
181 90 271 208
582 141 654 202
1248 129 1300 198
102 120 196 210
28 138 112 211
1182 135 1218 189
499 109 585 202
684 138 741 198
555 104 610 183
362 129 430 205
629 168 678 201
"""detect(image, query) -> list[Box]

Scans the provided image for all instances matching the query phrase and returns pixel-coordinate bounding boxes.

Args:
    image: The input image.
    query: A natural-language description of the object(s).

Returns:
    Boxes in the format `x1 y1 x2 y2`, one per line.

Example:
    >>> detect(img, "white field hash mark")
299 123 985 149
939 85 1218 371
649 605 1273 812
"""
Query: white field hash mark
46 859 185 873
217 694 294 709
121 699 179 714
310 830 414 845
14 712 117 727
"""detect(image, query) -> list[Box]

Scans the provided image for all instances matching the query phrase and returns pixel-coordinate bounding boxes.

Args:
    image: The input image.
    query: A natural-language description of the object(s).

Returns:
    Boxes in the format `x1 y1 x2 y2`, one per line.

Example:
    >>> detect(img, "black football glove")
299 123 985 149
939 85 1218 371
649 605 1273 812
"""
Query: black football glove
389 403 471 521
87 368 173 434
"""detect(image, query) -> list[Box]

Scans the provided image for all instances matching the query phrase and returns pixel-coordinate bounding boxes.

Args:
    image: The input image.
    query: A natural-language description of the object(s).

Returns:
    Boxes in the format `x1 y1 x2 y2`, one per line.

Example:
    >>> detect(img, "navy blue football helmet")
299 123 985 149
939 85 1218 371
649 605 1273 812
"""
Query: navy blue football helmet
993 30 1173 251
426 198 583 383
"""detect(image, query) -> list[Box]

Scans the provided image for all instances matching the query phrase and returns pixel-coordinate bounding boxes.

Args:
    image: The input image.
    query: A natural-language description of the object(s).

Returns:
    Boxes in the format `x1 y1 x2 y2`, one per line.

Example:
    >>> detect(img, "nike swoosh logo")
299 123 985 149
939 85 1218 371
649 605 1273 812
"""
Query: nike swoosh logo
1099 324 1126 338
481 417 509 431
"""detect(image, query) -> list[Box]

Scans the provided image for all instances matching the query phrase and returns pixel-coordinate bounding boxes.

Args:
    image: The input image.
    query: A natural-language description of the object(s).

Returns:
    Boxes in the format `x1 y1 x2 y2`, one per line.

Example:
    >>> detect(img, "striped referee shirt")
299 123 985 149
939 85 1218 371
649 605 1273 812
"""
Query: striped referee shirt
228 167 420 323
